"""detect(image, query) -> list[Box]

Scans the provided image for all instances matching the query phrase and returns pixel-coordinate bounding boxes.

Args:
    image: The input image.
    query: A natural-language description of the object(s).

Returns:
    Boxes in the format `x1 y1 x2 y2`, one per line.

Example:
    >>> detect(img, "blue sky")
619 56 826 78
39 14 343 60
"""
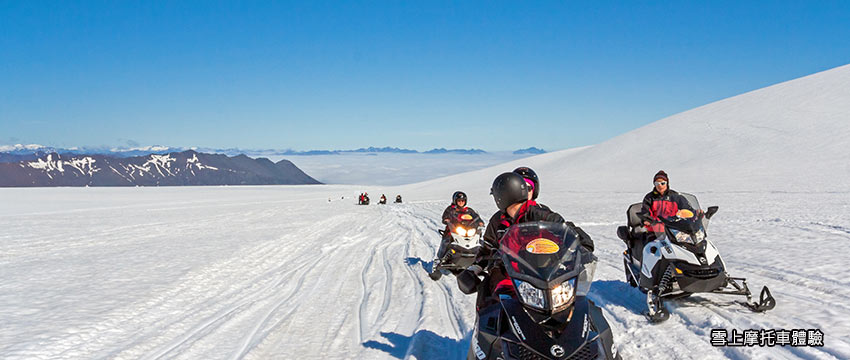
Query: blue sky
2 1 849 151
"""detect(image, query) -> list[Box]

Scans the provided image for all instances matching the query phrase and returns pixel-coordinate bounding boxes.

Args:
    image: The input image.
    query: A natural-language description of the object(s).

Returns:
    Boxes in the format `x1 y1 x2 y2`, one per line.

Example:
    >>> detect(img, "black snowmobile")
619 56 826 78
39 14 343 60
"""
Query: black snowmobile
459 222 619 360
358 194 370 205
379 195 387 205
429 213 484 281
617 193 776 322
394 195 403 203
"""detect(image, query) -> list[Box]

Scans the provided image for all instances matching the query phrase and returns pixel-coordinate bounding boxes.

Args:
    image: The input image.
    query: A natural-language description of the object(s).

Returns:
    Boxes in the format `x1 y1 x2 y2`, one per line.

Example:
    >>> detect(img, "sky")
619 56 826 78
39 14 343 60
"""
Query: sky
1 1 849 152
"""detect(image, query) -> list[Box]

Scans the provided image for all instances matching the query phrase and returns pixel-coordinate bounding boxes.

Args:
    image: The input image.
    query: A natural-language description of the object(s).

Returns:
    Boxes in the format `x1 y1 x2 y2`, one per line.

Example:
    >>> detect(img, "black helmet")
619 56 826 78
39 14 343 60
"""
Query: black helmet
490 172 529 211
452 191 467 205
513 166 539 200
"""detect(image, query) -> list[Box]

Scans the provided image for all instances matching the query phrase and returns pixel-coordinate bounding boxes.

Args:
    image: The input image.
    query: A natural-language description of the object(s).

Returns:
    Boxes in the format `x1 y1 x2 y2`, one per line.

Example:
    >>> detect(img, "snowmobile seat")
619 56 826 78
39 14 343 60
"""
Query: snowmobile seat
626 203 647 238
624 203 650 263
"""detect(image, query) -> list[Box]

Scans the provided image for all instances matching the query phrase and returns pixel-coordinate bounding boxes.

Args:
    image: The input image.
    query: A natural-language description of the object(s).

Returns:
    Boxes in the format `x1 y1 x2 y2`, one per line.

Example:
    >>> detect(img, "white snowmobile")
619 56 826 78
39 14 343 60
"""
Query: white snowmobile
429 213 484 281
616 193 776 322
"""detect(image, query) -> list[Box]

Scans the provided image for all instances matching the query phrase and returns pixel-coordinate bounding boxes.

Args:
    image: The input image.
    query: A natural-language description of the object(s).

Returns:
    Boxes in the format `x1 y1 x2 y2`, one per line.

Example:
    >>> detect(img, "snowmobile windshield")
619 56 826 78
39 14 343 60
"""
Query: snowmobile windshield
449 212 482 228
499 222 582 283
651 193 709 237
679 193 709 230
658 213 704 233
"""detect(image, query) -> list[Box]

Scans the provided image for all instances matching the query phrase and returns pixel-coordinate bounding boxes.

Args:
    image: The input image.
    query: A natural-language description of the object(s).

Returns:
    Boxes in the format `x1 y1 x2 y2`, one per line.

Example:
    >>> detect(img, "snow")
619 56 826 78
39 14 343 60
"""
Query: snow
2 187 848 359
142 154 176 177
0 143 46 152
25 155 100 179
109 145 173 152
66 157 99 177
187 154 219 171
2 64 850 359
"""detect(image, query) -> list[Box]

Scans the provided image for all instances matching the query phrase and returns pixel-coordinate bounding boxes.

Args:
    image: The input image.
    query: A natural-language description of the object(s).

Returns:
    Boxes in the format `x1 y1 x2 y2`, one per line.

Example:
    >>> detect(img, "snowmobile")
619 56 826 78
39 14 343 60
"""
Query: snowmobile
458 222 619 360
429 213 484 281
379 195 387 205
358 194 370 205
394 195 403 203
616 193 776 323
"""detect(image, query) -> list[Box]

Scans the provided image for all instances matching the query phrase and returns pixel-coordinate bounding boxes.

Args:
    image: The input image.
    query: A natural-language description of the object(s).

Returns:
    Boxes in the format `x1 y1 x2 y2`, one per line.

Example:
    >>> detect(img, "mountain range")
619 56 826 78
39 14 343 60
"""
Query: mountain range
0 150 321 187
0 145 542 157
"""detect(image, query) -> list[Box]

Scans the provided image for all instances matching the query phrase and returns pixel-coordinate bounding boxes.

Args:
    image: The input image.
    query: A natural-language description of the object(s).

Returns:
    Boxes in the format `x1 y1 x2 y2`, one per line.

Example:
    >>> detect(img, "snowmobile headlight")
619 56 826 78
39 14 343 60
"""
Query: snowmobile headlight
455 226 465 235
674 231 696 245
466 228 476 237
514 280 545 310
694 230 706 242
551 278 576 310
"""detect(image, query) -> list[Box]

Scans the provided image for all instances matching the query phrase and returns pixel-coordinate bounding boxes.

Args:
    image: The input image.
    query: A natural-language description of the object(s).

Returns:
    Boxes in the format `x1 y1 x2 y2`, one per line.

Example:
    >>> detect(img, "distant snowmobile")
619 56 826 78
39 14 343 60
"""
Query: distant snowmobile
358 193 370 205
458 222 619 360
617 193 776 322
394 195 402 203
379 194 387 205
429 213 483 281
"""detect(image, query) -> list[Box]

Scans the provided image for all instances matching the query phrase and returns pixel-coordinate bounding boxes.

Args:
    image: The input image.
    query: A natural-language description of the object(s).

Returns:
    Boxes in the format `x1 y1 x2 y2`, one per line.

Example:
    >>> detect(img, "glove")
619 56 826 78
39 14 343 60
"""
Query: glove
457 266 483 294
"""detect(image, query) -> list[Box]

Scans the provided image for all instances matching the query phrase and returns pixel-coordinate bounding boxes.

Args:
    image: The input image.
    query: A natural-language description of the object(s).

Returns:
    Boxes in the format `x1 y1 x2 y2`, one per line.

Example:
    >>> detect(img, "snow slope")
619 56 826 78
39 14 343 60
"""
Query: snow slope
403 64 850 201
2 65 850 359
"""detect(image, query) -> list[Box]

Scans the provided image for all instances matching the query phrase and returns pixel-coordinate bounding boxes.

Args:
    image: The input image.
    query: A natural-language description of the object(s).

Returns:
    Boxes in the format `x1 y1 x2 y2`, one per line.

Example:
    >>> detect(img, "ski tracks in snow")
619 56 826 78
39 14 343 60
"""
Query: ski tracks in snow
5 191 849 359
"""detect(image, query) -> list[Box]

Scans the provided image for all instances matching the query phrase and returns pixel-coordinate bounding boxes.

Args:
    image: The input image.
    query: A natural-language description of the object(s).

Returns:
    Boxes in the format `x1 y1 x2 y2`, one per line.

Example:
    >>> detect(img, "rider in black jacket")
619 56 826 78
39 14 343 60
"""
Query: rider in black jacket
436 191 485 262
463 172 594 310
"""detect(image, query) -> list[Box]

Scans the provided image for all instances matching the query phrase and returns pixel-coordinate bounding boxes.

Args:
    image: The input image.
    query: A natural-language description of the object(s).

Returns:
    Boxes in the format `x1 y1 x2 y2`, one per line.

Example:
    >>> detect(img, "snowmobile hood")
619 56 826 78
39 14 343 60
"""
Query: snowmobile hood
500 222 583 287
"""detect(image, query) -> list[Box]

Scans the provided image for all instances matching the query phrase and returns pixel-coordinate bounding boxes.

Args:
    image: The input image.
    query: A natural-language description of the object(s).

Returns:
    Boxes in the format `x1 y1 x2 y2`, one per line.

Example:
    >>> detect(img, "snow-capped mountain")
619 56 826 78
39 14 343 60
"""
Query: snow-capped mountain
0 150 321 187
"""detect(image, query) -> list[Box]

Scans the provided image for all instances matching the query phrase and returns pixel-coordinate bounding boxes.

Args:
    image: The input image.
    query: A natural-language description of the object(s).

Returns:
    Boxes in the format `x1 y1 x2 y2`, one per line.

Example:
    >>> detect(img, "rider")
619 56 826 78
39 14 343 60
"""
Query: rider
436 191 484 263
637 170 695 233
380 194 387 203
465 172 594 310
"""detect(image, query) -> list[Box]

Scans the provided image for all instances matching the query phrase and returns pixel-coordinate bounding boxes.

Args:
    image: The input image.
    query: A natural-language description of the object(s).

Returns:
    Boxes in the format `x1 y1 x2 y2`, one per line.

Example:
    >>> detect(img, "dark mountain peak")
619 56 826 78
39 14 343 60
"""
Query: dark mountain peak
514 147 546 155
0 151 320 187
423 148 487 155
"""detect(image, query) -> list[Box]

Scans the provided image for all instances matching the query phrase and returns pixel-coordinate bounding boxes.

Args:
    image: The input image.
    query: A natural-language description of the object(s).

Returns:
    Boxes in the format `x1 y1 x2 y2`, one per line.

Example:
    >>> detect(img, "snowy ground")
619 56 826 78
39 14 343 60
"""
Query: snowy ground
2 186 848 359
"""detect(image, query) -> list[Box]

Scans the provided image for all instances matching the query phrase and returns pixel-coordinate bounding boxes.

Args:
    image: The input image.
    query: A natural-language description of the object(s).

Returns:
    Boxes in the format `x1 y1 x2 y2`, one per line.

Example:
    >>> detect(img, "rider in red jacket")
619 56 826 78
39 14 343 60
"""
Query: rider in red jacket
638 170 695 233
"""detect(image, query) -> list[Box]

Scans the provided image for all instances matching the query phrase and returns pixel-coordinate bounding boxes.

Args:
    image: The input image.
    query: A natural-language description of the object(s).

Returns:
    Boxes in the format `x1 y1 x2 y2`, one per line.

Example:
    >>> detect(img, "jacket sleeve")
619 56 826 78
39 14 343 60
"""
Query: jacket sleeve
442 206 452 224
673 193 694 211
471 212 504 271
482 211 502 250
637 193 654 222
525 204 564 223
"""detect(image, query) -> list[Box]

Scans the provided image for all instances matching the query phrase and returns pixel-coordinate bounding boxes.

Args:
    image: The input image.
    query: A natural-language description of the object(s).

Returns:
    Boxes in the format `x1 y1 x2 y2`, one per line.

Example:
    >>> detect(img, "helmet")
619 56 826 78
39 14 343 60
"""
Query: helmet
452 191 467 205
490 172 529 211
513 167 539 200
